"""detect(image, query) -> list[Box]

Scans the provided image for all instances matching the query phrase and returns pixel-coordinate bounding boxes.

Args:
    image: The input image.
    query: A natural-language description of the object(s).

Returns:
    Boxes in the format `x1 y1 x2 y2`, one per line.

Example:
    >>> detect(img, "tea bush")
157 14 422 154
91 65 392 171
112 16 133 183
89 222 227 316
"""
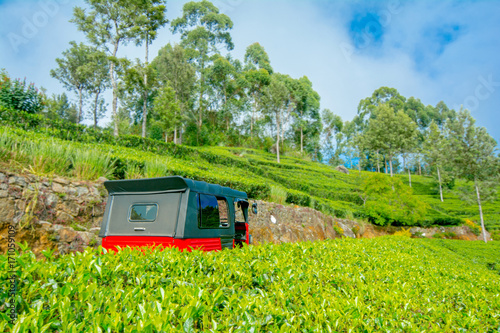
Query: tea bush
1 238 499 332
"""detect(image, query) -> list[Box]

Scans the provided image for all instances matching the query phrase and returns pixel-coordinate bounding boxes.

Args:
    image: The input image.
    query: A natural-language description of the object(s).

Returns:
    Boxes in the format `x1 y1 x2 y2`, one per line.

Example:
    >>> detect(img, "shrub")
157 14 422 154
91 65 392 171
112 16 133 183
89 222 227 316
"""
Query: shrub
433 232 457 239
333 222 344 235
491 230 500 241
465 219 481 236
432 216 463 226
393 228 412 237
362 174 428 226
0 70 44 114
285 189 311 207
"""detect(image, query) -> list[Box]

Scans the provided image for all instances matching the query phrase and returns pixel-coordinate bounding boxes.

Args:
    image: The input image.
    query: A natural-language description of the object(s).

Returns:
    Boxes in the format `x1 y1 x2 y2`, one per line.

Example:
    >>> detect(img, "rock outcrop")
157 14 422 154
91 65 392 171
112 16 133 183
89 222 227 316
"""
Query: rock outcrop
0 169 106 257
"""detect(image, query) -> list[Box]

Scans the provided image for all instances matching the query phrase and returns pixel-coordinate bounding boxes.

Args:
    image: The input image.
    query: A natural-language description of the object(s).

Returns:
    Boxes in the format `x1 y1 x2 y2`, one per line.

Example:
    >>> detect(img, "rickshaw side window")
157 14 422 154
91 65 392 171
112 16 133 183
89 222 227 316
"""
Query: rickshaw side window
129 204 158 222
198 194 229 228
234 202 245 223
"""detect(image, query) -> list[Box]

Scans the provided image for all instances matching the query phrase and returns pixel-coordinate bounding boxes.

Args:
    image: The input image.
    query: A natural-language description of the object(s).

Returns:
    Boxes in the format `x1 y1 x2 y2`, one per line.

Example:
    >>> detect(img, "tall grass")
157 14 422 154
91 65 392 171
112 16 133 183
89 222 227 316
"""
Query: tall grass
270 185 287 205
144 158 171 178
70 150 115 181
0 128 113 180
0 129 71 175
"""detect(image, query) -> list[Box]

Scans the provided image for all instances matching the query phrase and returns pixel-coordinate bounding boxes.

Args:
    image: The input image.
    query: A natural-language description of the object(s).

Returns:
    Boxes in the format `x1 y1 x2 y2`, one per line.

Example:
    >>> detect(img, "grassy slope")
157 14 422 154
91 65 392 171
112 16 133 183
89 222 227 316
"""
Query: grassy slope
1 238 499 332
0 120 499 230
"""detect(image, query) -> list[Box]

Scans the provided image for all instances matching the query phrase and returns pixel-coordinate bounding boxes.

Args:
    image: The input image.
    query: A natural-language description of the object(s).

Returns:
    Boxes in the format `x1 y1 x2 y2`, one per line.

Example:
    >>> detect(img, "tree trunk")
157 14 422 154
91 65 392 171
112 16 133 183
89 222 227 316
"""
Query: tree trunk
376 150 380 173
403 155 411 186
110 40 120 137
358 154 361 174
437 167 443 202
389 158 393 177
93 90 99 130
142 35 149 138
174 127 177 144
475 182 487 243
77 87 83 124
276 112 280 164
300 127 303 154
251 93 256 138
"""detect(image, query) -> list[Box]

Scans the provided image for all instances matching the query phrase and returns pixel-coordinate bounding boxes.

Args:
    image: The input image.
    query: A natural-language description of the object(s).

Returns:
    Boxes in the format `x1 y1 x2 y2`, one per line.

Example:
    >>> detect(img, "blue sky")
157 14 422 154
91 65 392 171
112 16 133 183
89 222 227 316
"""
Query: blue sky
0 0 499 145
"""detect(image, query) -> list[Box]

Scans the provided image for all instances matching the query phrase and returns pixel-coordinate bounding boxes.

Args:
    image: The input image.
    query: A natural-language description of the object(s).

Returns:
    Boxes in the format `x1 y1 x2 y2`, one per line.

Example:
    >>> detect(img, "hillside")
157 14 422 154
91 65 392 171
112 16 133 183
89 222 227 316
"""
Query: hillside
1 237 499 332
0 107 499 232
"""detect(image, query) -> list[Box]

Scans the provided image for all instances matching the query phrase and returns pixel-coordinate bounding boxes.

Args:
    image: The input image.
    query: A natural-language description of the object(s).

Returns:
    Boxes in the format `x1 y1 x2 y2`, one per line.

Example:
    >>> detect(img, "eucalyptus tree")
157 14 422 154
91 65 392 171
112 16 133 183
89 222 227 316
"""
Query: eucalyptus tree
50 41 95 123
357 86 406 128
243 42 272 139
152 43 196 144
424 121 449 202
291 76 321 154
362 104 418 177
84 48 110 129
123 60 157 131
432 101 457 130
207 55 245 130
262 73 290 163
72 0 150 136
44 93 78 123
446 109 499 242
153 84 180 142
171 0 234 143
244 42 273 74
322 109 344 166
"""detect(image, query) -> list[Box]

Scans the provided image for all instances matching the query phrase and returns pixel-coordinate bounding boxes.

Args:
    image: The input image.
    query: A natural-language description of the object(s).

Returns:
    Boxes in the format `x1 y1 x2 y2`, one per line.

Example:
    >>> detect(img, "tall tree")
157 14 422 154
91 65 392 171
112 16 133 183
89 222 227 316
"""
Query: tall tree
243 43 272 139
362 104 418 177
207 54 244 130
72 0 147 136
171 0 233 144
244 42 273 74
152 43 196 144
50 41 95 123
262 73 289 163
322 109 344 166
132 0 168 137
447 109 499 242
357 86 406 127
123 60 157 131
44 93 78 123
83 48 110 129
153 84 180 142
424 121 450 201
291 76 321 154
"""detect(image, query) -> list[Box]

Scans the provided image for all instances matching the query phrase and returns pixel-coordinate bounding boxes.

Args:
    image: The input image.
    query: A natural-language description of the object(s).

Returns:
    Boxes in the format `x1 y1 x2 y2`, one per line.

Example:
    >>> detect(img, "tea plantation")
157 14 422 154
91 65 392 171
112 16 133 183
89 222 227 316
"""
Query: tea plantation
1 238 499 332
1 107 499 229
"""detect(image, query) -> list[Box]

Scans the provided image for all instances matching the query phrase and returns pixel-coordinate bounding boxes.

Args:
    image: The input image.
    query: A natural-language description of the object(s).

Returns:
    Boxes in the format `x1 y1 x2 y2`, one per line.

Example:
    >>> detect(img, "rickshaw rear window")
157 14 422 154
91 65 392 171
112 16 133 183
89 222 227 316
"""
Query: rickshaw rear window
129 204 158 222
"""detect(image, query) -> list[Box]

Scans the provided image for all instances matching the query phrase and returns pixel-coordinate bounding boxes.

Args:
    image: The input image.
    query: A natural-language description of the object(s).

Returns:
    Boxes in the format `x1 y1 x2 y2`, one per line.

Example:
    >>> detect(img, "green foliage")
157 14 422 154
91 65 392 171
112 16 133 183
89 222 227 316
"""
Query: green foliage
1 238 500 331
431 216 463 226
1 106 499 226
363 173 428 226
432 232 457 239
0 70 44 114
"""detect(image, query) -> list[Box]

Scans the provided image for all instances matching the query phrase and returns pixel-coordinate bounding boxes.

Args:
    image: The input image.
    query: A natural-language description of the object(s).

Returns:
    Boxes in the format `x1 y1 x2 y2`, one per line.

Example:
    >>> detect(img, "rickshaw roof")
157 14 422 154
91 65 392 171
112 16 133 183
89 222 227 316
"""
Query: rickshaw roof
104 176 248 198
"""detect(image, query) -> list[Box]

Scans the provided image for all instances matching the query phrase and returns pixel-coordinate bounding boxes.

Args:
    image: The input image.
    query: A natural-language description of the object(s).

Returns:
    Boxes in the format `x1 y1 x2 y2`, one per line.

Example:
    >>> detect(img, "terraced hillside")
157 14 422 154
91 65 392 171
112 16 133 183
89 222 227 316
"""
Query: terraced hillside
0 107 499 230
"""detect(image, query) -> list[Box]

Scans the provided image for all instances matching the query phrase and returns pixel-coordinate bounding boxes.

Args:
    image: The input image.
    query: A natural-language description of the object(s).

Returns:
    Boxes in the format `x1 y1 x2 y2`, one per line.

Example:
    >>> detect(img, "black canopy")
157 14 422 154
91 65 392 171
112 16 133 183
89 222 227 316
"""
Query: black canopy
104 176 247 199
